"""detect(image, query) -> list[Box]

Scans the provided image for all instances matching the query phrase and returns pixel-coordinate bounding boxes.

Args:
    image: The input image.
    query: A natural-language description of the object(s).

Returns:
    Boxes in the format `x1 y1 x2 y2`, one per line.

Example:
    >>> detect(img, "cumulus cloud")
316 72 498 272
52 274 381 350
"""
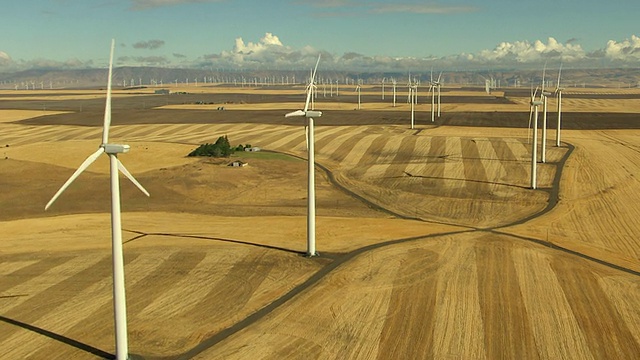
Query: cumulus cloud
133 40 166 50
604 35 640 61
130 0 223 11
233 33 283 54
471 37 586 64
210 33 323 69
210 30 639 70
0 51 11 65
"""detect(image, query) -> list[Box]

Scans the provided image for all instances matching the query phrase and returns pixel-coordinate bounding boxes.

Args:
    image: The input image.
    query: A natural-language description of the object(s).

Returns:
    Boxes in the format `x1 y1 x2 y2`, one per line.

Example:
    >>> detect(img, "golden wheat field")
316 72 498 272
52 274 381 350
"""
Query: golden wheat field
0 84 639 359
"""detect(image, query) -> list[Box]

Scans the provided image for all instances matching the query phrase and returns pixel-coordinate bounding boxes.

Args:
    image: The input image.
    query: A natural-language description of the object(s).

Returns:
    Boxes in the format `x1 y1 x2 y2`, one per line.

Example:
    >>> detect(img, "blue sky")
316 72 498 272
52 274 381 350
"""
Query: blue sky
1 0 639 71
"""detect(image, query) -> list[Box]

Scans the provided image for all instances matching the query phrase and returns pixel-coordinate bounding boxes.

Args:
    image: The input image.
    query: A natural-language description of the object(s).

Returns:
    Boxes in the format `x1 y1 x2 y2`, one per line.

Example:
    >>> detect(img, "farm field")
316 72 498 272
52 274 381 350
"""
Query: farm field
1 85 639 359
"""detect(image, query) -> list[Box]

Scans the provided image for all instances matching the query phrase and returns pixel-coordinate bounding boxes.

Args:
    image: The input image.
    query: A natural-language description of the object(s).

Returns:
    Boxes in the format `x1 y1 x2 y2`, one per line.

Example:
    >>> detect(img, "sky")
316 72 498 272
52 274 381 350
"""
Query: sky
1 0 639 72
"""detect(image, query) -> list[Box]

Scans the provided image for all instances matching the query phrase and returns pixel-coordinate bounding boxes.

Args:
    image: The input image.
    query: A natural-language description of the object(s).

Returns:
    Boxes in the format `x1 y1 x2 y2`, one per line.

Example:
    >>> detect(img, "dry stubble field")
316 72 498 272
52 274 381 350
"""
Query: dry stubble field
0 85 639 359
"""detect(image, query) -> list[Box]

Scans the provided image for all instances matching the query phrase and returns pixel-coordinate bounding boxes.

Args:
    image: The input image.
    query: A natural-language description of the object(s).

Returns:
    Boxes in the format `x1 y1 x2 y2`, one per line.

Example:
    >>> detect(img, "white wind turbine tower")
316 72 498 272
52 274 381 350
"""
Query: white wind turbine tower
554 64 564 147
528 86 543 189
355 83 362 110
285 55 322 257
435 72 442 117
381 77 385 100
540 64 551 163
44 40 150 360
428 81 436 123
392 78 397 107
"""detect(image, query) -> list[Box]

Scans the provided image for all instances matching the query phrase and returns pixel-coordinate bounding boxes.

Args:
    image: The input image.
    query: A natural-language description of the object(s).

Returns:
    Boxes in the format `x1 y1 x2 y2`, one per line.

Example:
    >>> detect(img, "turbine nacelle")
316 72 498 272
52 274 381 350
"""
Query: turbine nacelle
103 144 130 154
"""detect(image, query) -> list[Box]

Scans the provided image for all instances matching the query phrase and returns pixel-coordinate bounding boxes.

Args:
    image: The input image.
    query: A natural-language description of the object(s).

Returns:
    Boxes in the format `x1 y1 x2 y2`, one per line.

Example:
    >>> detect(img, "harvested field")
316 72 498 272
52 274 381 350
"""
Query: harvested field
1 86 639 359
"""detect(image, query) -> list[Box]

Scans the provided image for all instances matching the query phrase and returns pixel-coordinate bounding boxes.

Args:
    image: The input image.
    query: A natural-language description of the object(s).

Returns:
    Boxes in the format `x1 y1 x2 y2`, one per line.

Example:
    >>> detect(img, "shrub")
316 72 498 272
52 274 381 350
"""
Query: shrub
188 135 234 157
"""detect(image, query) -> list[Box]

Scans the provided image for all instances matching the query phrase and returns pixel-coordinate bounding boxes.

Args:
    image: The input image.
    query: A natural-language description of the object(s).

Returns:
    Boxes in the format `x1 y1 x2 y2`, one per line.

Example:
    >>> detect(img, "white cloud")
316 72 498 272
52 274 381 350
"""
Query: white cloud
233 33 283 54
191 33 640 71
0 51 11 65
604 35 640 61
473 37 585 64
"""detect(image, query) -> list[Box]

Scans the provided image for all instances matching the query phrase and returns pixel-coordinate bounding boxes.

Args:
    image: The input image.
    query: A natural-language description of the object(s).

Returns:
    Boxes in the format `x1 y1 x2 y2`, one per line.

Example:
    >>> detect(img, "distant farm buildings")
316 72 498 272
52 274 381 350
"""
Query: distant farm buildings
244 147 261 152
154 89 170 95
228 160 248 167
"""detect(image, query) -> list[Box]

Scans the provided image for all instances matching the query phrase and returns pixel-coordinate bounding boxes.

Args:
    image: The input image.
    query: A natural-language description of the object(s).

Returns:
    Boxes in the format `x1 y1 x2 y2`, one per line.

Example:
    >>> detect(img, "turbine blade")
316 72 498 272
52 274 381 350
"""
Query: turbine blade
527 106 534 144
311 54 321 84
556 62 563 90
305 125 309 150
541 61 547 94
117 159 150 197
102 39 115 144
437 71 442 82
285 110 305 118
303 84 312 113
45 147 105 210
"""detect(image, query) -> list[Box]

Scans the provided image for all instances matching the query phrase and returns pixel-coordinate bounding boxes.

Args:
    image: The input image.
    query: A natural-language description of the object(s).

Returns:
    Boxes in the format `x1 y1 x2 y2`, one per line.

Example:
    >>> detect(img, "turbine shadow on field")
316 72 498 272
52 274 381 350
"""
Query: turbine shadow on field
0 315 113 359
123 230 303 255
388 172 530 190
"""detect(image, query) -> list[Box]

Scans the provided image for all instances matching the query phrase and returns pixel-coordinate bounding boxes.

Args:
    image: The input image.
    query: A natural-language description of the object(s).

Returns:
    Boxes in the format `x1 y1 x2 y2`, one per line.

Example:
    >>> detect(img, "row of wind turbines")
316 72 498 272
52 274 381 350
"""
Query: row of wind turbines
528 64 564 189
352 71 444 130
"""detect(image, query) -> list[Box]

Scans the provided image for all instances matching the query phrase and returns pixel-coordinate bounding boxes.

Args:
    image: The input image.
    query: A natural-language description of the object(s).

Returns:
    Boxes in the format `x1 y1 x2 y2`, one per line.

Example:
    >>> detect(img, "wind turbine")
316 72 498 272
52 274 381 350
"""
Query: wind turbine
44 40 150 360
554 64 564 147
433 71 443 117
429 70 442 121
285 54 322 257
381 77 385 100
355 83 362 110
528 86 543 189
408 78 417 129
406 74 412 104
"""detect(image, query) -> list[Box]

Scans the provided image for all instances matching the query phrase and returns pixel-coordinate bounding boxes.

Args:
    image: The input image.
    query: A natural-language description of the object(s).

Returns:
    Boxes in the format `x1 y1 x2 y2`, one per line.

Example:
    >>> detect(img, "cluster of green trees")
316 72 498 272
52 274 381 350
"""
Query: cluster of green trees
187 136 252 157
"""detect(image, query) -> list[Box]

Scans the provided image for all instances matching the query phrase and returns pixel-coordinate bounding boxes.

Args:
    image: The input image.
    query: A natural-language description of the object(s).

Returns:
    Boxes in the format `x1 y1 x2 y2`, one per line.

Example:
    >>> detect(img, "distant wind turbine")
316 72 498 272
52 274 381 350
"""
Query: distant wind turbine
392 78 397 107
554 63 564 147
540 63 551 163
528 86 543 189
